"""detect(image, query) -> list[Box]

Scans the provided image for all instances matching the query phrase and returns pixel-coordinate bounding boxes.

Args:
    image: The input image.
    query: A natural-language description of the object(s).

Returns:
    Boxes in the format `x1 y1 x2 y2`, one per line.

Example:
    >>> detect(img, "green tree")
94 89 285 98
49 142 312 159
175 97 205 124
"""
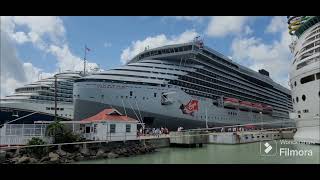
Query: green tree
46 120 82 144
26 137 47 158
46 120 65 143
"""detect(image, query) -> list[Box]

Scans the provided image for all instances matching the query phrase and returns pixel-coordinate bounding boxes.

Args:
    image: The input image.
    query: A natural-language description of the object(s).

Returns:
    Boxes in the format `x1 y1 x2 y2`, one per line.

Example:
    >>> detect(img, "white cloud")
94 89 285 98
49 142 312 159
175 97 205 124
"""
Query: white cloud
49 44 98 72
230 16 292 87
0 30 50 97
206 16 251 37
0 16 98 96
173 16 204 22
266 16 287 33
104 42 112 48
120 29 199 64
244 26 253 35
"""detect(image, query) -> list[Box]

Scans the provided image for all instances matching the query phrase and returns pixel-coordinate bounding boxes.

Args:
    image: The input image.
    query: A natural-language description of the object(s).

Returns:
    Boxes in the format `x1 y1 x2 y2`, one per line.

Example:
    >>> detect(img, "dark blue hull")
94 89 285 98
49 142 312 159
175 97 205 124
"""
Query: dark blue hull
0 107 71 125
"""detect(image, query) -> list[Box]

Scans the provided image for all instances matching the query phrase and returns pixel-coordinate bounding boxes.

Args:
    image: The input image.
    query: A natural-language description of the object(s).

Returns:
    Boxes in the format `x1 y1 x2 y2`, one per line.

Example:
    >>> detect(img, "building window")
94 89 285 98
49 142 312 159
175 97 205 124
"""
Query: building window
302 94 306 101
110 124 116 133
126 124 131 133
296 97 299 103
85 127 90 133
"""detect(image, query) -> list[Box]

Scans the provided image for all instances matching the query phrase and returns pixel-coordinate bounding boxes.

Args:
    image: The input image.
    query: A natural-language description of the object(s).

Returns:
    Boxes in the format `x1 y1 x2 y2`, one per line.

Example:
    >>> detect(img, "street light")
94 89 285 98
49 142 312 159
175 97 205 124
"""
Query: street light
259 112 263 130
54 74 57 121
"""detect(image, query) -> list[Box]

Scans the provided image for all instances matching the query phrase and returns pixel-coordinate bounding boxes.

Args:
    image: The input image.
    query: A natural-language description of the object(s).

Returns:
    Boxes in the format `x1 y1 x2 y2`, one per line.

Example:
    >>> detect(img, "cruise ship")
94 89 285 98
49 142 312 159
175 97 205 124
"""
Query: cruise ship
0 71 84 125
73 39 294 130
288 16 320 144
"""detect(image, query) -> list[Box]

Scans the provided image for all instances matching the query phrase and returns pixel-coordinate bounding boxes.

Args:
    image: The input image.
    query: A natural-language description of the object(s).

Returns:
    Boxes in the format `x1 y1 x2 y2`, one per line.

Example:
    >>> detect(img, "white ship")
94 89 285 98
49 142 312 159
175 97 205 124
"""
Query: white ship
73 38 294 130
288 16 320 144
0 71 84 125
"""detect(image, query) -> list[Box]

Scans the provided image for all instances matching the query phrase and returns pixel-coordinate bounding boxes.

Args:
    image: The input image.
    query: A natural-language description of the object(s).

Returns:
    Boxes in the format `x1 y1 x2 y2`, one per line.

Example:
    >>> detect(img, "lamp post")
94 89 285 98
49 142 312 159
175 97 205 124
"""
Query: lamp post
259 112 263 130
54 74 57 121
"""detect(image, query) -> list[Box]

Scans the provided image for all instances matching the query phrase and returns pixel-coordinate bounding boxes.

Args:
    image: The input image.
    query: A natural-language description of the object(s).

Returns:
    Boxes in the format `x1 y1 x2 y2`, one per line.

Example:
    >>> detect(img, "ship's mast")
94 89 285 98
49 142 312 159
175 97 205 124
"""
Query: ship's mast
83 45 87 75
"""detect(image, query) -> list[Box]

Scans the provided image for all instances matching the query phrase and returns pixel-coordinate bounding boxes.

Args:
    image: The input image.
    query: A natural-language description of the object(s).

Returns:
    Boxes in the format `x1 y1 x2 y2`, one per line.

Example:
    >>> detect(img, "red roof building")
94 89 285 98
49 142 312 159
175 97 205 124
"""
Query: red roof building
81 108 138 123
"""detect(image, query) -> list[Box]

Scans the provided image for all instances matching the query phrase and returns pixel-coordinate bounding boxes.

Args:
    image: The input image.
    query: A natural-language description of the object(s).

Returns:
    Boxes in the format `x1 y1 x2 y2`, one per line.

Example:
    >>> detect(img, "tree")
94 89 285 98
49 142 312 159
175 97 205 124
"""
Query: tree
46 120 81 144
46 120 66 143
26 137 47 158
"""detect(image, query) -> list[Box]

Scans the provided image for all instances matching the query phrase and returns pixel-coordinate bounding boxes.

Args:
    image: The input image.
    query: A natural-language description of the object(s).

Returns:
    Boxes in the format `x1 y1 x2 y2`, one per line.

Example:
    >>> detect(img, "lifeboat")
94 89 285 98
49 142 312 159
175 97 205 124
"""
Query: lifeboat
262 104 273 114
223 97 239 108
239 101 252 110
251 103 263 112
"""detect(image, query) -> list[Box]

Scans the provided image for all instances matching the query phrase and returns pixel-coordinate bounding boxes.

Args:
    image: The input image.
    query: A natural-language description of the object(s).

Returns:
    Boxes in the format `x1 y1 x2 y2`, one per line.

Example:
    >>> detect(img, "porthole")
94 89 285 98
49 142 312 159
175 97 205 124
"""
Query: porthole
296 97 299 103
302 94 306 101
294 81 297 86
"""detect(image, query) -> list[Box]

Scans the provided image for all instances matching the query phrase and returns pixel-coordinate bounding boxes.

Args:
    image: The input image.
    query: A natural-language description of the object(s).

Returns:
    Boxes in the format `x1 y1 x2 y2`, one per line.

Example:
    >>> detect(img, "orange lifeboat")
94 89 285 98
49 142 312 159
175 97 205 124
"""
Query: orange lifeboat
239 101 252 110
251 103 263 112
262 104 273 114
223 97 239 108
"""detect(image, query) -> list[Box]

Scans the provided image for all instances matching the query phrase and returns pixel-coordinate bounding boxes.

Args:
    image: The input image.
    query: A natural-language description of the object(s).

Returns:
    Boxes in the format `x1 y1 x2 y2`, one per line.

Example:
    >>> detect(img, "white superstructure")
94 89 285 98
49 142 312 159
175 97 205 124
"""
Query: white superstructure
0 71 84 124
288 16 320 144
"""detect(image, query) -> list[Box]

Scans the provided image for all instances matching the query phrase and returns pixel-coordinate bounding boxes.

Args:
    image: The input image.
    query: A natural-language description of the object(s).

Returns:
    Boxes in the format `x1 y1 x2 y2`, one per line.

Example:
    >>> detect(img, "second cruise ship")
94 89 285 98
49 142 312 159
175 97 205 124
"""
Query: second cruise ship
73 39 294 130
0 71 84 125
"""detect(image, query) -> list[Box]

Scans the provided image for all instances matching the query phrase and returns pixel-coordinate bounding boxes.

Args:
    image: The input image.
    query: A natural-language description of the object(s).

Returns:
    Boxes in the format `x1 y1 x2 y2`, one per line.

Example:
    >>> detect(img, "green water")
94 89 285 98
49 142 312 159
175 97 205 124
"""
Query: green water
77 140 320 164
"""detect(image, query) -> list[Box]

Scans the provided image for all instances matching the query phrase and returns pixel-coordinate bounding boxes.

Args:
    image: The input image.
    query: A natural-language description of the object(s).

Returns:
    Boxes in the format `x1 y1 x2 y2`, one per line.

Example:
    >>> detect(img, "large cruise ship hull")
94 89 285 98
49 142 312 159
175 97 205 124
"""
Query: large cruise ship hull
74 82 293 130
294 118 320 144
0 100 73 124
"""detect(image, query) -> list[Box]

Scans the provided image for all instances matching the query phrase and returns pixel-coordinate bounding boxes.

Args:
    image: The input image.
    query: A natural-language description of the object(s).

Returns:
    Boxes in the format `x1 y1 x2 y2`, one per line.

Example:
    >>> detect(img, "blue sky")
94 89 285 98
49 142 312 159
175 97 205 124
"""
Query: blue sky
1 16 293 97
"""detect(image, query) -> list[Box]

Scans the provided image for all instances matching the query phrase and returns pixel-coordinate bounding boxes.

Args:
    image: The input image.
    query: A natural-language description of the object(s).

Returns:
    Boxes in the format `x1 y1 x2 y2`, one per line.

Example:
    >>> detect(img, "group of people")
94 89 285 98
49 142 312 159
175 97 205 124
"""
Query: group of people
137 127 169 137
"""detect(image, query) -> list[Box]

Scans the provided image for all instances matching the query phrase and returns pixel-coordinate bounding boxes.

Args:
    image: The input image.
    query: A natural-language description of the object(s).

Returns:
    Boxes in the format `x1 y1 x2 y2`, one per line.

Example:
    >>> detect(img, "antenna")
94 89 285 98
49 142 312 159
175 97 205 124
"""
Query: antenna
84 45 91 75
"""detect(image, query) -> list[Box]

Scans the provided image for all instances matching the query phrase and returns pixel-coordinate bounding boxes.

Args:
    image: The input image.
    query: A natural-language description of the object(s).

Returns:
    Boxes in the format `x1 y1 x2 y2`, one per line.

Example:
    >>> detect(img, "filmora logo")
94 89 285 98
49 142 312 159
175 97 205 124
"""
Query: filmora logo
260 140 277 156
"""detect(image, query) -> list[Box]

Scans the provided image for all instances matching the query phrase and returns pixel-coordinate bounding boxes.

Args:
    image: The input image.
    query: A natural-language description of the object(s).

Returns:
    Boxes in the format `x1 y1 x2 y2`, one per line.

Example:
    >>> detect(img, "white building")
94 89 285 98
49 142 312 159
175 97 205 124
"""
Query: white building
80 108 139 141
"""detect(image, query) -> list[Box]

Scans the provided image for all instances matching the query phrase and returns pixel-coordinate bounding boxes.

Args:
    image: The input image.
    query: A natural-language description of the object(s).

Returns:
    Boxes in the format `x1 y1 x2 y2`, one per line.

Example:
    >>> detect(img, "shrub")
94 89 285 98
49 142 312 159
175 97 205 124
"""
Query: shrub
26 137 47 158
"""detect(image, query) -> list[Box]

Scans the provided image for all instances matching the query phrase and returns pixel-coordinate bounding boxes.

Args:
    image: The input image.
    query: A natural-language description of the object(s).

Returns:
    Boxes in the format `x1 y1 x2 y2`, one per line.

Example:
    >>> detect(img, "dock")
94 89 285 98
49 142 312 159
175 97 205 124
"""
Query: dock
208 130 295 144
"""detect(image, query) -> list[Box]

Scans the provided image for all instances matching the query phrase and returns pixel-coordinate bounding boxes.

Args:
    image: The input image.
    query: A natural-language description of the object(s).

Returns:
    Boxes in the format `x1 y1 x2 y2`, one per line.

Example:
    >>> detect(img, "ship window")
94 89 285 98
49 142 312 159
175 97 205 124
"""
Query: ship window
154 93 157 97
294 81 297 86
300 74 315 84
130 91 133 96
46 107 50 110
302 95 306 101
316 73 320 80
296 97 299 103
319 91 320 98
292 98 295 103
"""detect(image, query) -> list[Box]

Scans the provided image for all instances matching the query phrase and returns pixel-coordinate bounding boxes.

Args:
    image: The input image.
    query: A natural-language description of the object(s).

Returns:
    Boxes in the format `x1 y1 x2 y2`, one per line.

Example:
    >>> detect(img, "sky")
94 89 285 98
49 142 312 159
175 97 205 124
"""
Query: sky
0 16 294 97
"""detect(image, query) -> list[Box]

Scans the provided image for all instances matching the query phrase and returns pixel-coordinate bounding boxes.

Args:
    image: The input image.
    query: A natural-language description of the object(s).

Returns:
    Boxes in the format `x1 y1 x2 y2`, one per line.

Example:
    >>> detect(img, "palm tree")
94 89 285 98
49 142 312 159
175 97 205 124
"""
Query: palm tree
46 120 66 143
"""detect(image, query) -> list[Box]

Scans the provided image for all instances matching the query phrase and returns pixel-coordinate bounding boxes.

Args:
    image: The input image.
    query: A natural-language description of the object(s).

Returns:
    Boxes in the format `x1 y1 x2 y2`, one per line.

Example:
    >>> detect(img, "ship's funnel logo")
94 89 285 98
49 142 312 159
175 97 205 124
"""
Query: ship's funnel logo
180 100 199 116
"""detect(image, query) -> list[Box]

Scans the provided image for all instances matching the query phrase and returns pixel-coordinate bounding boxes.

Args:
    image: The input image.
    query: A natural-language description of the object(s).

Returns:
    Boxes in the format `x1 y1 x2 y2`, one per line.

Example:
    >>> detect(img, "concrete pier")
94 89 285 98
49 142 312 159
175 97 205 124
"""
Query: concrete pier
169 131 207 147
208 130 295 144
